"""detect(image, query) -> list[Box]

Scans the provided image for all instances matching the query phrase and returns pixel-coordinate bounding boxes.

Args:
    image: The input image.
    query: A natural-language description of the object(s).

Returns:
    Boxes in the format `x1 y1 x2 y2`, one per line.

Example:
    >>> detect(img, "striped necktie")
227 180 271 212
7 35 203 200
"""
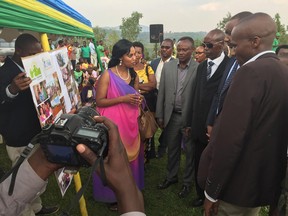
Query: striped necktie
216 61 239 115
207 61 214 80
220 61 238 95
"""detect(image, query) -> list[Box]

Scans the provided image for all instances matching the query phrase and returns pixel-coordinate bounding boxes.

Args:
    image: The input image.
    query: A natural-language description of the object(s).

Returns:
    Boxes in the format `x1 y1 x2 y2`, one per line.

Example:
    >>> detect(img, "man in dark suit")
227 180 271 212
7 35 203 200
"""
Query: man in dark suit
150 38 174 158
191 29 229 205
156 37 198 197
198 13 288 215
151 38 175 90
275 45 288 216
276 44 288 66
0 34 58 216
206 11 252 137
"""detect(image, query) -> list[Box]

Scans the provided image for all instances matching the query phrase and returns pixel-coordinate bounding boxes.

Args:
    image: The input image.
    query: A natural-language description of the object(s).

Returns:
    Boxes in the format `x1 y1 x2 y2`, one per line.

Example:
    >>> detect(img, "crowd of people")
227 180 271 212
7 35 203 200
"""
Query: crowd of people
0 11 288 216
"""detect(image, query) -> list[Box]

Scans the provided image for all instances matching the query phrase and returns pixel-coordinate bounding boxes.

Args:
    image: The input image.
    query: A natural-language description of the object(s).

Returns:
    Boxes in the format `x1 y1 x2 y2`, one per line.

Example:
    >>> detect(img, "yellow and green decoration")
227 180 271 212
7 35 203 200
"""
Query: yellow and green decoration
0 0 94 38
0 1 98 215
0 0 104 72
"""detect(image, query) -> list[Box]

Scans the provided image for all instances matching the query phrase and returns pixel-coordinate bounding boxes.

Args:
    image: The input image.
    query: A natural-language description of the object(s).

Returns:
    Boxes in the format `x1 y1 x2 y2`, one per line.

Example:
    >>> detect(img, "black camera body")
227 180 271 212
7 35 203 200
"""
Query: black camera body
39 107 108 167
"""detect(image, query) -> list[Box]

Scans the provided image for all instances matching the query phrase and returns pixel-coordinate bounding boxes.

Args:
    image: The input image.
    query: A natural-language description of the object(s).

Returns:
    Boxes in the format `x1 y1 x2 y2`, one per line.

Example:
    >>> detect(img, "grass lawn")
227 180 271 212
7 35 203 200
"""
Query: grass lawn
0 130 269 216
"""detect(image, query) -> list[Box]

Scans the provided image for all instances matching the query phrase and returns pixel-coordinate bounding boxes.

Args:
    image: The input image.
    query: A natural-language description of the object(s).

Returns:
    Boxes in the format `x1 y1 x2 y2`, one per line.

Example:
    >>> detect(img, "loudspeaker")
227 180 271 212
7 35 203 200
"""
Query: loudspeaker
150 24 164 43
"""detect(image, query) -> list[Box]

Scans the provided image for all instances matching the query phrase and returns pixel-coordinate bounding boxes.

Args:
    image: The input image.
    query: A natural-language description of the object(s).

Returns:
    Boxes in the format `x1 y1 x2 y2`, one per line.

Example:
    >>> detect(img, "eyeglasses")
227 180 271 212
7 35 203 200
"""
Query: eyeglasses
161 46 171 49
202 40 223 49
195 52 204 55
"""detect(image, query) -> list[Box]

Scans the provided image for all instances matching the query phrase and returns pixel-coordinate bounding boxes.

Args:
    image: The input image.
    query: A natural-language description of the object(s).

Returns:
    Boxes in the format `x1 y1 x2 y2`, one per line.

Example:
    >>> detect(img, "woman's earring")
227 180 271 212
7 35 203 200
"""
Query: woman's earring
119 59 122 66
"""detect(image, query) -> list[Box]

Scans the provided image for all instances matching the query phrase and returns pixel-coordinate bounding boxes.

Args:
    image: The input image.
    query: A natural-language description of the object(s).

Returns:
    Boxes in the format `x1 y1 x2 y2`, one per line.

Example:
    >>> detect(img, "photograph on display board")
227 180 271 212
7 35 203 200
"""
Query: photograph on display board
21 48 81 128
32 81 48 105
21 48 80 197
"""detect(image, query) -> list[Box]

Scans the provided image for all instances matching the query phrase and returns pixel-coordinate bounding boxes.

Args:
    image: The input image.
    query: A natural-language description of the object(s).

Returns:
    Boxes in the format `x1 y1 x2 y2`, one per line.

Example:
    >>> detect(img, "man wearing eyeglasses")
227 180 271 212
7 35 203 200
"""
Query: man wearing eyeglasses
150 38 175 158
151 38 175 90
194 45 206 63
198 13 288 216
206 12 252 140
190 29 230 207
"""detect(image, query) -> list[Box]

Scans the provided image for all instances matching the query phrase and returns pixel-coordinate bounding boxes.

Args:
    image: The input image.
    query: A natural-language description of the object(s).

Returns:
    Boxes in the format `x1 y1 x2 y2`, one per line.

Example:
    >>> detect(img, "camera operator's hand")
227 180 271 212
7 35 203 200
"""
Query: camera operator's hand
9 72 32 95
76 116 144 214
28 146 62 180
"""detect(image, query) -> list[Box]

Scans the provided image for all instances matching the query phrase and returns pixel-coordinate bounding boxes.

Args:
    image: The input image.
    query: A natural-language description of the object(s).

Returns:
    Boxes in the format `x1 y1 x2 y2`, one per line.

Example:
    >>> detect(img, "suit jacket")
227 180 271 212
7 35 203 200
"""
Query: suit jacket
150 58 161 73
206 57 237 126
150 57 175 75
191 55 230 143
0 57 41 147
198 53 288 207
155 58 198 127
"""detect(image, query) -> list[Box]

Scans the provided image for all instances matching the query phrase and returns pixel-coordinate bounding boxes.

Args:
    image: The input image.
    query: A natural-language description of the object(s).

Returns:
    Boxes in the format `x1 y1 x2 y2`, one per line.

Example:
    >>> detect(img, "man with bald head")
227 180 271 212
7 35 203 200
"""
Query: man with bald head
190 29 229 206
198 13 288 215
206 11 252 137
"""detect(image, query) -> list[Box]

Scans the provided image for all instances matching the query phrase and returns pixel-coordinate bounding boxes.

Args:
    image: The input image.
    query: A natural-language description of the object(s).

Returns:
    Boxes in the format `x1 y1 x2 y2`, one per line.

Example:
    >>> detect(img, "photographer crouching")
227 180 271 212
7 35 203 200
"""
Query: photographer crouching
0 116 145 216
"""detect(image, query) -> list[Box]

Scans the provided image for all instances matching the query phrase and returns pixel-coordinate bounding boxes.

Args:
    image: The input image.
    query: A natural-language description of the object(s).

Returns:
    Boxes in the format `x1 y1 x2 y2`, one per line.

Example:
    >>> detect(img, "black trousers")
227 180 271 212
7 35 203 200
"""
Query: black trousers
0 167 5 178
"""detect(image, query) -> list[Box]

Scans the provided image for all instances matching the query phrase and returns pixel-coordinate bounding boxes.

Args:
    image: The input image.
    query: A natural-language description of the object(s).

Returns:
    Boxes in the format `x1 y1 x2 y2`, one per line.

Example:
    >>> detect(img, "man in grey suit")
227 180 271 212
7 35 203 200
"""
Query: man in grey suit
150 38 175 158
156 36 198 198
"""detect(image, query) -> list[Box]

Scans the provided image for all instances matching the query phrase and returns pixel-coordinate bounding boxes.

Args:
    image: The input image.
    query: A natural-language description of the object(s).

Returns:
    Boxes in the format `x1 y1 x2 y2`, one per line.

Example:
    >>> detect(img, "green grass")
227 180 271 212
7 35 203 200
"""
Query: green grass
0 131 269 216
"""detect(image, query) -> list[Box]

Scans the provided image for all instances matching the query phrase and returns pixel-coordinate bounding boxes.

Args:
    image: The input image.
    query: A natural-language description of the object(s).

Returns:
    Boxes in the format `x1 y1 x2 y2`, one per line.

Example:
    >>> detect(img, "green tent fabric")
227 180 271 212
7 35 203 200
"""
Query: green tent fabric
0 1 94 38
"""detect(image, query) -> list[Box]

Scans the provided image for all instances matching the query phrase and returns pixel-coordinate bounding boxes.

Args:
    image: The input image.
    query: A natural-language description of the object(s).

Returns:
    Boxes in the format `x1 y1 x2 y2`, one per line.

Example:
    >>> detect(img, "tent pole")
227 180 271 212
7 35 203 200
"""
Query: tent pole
40 33 50 51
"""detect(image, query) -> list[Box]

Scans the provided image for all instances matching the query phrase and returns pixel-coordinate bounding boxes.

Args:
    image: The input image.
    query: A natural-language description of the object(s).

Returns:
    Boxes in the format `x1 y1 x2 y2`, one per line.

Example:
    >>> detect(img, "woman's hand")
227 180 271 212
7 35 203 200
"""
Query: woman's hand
122 94 143 106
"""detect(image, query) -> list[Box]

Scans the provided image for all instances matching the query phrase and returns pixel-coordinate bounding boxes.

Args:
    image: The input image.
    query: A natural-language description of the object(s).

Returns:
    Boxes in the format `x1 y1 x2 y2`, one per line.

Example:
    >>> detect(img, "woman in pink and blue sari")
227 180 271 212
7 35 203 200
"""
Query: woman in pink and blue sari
93 39 144 208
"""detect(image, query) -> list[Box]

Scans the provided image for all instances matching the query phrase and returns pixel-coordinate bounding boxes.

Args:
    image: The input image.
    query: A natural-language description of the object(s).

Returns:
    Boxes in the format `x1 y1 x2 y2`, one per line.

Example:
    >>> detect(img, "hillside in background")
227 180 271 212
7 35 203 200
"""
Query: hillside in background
100 25 207 59
102 25 206 41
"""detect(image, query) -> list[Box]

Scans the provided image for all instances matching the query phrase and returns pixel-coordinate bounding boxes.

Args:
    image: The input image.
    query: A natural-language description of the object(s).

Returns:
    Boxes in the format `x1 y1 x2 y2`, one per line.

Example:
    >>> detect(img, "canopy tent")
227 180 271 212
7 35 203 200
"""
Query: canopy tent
0 0 94 42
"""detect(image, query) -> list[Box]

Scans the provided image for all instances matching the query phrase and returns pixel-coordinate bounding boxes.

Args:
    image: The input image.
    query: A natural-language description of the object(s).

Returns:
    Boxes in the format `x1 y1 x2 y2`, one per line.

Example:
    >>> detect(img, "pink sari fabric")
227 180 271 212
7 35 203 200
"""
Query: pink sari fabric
93 69 144 203
97 69 140 161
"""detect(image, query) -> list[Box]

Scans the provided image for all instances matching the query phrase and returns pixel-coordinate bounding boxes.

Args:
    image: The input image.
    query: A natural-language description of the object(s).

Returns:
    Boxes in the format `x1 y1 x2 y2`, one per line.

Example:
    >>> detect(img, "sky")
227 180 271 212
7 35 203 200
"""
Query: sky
63 0 288 32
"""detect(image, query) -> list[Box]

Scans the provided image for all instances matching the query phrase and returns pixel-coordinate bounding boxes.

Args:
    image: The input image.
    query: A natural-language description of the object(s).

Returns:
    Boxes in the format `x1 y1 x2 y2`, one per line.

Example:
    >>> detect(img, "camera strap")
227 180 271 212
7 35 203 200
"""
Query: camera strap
61 155 107 216
0 143 35 195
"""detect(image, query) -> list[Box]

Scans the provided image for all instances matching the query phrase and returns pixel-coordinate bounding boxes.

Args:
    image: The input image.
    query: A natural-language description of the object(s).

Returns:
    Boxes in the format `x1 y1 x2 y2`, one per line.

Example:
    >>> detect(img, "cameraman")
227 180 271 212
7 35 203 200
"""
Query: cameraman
0 116 145 216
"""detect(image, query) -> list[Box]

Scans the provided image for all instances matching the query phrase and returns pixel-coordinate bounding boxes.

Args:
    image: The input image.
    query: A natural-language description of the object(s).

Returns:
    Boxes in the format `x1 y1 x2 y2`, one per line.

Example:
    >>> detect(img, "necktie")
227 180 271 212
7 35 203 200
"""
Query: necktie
220 61 238 95
207 61 214 80
216 61 239 115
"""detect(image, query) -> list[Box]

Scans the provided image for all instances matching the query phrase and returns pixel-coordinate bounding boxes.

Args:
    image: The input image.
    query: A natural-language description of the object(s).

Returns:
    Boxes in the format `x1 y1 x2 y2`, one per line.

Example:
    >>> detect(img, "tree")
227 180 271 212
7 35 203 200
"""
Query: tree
120 12 143 41
92 26 107 42
274 13 288 44
217 12 231 30
106 30 121 54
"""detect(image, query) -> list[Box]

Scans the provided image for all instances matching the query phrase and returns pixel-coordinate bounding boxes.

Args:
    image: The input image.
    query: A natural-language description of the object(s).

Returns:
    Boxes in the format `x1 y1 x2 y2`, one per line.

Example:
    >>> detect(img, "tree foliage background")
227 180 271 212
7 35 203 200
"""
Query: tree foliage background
217 12 231 31
91 11 287 61
274 13 288 43
217 12 287 44
120 11 143 42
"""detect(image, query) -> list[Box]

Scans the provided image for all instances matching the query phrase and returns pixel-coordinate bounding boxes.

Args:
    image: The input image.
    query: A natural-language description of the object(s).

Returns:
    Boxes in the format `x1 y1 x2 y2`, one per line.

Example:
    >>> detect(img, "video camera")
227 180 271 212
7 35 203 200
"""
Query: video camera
38 106 108 167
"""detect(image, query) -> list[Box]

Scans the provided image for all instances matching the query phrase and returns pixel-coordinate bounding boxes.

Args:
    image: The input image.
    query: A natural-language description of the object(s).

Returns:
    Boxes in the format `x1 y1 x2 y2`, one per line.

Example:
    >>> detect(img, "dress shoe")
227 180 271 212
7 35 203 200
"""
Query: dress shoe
178 185 191 198
108 202 118 211
191 198 204 207
157 178 178 189
35 205 59 215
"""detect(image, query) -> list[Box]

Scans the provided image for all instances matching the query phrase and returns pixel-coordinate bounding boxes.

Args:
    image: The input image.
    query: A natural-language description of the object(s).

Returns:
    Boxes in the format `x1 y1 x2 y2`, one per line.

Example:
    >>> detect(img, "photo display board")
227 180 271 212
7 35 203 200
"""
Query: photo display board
22 47 81 127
